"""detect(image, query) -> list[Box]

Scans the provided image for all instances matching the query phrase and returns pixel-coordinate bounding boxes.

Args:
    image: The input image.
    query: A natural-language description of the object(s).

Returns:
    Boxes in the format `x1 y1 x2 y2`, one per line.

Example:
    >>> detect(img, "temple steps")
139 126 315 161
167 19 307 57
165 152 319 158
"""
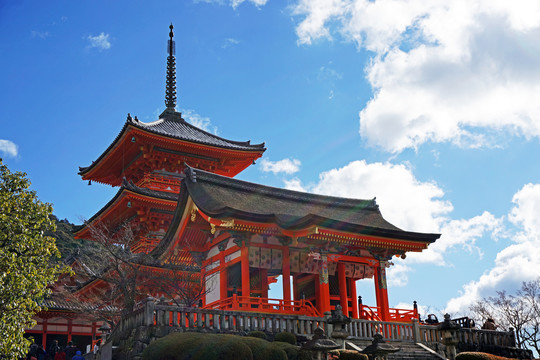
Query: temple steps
346 339 446 360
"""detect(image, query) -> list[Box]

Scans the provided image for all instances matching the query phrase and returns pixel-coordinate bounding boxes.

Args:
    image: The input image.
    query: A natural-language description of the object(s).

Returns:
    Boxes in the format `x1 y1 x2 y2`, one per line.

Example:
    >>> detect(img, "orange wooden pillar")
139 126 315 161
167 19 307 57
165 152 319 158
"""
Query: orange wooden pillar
374 261 390 321
349 277 358 318
241 243 250 297
338 263 349 315
42 318 47 348
282 246 291 302
67 319 72 342
318 254 331 314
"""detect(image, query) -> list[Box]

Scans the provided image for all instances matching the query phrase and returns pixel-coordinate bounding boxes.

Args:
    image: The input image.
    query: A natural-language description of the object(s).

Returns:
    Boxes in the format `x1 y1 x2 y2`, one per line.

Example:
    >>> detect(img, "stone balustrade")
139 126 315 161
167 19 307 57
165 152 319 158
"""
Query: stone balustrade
111 298 516 352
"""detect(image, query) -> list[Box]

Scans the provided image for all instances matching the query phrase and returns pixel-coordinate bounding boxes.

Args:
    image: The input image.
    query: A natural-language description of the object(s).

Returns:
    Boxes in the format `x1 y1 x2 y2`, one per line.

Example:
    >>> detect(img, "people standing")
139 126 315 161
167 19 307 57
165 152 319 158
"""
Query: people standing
48 340 60 360
64 342 77 360
482 318 498 330
93 340 100 359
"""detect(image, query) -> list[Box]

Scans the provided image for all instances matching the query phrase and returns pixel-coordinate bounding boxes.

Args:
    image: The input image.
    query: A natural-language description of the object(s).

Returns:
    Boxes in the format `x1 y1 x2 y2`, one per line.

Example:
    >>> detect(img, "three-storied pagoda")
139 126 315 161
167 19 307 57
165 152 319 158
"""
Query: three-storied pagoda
75 24 266 253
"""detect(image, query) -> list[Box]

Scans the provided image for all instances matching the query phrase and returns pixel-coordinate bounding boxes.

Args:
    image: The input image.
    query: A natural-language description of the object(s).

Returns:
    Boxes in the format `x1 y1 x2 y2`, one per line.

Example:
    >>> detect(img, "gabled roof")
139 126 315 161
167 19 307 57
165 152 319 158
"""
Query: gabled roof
79 111 266 176
152 166 440 259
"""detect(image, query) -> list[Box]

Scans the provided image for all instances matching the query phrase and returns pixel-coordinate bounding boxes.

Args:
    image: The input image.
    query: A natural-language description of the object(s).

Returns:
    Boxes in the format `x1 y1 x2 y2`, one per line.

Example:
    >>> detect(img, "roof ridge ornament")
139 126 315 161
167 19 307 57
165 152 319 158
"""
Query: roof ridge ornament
165 23 177 110
160 24 183 122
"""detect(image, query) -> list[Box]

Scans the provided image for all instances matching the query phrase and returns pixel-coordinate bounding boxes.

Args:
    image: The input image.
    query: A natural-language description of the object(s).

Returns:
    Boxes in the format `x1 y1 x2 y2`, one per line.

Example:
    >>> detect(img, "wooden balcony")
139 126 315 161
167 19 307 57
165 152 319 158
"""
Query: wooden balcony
359 304 419 322
203 295 321 317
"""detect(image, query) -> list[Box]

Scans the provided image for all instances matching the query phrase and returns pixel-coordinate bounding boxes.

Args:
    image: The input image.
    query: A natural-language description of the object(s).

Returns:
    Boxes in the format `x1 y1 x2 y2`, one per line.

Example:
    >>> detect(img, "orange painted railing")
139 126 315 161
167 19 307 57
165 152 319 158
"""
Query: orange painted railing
203 295 321 317
359 304 418 322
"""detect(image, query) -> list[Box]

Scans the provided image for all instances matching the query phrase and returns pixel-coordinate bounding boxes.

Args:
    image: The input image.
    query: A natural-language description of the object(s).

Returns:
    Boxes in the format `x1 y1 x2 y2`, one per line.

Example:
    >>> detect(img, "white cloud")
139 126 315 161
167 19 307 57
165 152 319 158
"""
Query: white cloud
222 38 240 48
408 212 503 265
283 177 304 191
87 32 111 50
260 158 301 175
445 183 540 315
181 109 218 135
232 0 268 8
387 262 412 287
318 65 343 81
0 140 18 158
32 30 49 39
292 0 540 153
195 0 268 8
302 160 451 233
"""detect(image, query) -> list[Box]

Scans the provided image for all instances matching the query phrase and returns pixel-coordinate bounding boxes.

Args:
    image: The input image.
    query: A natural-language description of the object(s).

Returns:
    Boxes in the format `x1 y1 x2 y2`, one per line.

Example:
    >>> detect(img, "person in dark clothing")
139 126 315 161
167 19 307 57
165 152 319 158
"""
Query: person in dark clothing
48 340 60 360
64 342 77 360
36 344 46 360
425 314 439 324
54 350 66 360
482 318 497 330
71 351 84 360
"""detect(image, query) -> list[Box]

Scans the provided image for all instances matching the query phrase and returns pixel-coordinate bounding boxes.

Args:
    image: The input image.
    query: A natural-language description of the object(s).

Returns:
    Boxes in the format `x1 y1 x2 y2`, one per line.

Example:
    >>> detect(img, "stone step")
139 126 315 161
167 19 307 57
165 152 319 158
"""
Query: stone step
347 339 446 360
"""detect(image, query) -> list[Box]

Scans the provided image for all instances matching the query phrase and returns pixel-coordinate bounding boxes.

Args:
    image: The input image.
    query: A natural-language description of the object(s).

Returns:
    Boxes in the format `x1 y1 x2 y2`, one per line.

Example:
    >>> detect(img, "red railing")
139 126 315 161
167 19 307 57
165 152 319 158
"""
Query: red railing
203 295 321 317
359 304 418 322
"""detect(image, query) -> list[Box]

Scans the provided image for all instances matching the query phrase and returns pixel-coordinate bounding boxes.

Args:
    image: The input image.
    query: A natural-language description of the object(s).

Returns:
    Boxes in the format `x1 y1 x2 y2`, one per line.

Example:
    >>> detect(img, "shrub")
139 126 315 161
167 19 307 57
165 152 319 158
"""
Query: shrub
141 332 253 360
456 352 518 360
248 331 268 340
141 332 296 360
274 332 297 345
240 336 287 360
328 349 369 360
270 341 311 360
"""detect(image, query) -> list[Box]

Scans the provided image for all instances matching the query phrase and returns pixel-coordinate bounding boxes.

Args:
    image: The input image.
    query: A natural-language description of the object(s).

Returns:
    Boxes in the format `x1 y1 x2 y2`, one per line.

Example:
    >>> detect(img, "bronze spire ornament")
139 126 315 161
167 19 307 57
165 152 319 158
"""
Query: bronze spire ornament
165 23 177 110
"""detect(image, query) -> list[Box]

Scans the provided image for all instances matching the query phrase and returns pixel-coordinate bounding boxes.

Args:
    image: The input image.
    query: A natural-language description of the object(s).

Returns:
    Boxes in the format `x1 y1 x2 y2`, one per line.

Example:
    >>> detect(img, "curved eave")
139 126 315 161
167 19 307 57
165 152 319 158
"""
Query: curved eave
150 182 192 260
150 181 439 264
132 116 266 151
79 119 266 181
74 185 178 239
195 205 440 243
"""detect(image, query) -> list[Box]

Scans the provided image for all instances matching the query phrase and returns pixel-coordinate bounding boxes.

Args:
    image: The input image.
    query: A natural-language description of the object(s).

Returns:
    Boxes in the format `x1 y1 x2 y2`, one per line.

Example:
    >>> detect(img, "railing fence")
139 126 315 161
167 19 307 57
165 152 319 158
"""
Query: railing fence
112 299 516 351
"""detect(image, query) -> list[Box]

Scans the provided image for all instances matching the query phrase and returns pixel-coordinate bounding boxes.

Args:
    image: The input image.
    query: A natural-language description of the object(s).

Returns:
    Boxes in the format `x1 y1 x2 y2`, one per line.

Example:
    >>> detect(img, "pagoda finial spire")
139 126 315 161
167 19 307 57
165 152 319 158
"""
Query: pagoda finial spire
165 23 177 110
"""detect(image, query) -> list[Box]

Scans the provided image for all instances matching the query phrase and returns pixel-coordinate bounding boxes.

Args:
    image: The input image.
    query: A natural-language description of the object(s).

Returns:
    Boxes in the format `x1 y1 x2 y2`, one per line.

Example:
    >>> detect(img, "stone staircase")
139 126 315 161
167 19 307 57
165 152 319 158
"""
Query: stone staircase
347 339 446 360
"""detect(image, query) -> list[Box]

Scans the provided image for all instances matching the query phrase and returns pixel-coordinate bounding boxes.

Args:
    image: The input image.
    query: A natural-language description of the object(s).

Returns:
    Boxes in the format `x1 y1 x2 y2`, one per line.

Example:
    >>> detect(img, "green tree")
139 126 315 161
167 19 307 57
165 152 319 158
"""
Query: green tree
0 159 64 358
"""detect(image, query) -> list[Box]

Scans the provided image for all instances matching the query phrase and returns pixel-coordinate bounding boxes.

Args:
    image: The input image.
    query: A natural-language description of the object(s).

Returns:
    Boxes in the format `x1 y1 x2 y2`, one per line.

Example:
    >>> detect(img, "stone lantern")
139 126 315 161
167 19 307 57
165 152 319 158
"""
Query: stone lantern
361 333 400 360
438 313 460 360
327 304 351 348
98 323 112 344
302 327 341 360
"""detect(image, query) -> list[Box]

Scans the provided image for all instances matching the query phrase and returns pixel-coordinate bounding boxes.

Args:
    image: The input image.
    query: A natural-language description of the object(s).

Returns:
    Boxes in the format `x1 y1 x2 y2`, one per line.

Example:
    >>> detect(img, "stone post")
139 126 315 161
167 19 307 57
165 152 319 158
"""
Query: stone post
144 297 156 326
412 318 420 343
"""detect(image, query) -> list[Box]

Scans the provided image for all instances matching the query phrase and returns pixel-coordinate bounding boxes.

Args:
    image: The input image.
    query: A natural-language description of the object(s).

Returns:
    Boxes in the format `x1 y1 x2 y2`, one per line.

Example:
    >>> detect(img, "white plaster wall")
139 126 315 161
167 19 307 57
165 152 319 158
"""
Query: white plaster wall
225 250 240 263
206 272 220 305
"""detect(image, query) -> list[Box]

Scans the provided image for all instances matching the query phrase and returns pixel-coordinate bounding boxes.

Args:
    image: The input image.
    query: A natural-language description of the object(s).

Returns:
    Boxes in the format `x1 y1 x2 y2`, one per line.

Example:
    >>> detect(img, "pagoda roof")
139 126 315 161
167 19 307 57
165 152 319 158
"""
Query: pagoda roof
74 179 178 237
79 112 266 177
152 166 440 258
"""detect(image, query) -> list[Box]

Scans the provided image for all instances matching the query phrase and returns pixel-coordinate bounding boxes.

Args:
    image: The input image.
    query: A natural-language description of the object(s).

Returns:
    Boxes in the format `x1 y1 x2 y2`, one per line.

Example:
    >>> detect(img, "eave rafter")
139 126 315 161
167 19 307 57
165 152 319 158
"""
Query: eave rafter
191 207 428 254
81 125 264 185
75 189 177 239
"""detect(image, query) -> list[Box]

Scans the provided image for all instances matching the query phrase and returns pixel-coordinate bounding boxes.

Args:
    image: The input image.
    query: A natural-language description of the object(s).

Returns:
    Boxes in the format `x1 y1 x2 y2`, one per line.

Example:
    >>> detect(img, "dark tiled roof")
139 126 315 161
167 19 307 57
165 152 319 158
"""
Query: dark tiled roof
79 112 265 175
39 296 117 312
152 166 440 259
133 111 265 151
122 179 179 202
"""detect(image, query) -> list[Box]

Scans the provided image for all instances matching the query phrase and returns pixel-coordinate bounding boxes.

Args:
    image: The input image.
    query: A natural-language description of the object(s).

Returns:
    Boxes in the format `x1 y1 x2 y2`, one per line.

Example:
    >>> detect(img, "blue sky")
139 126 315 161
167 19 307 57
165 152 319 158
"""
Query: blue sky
2 0 540 318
